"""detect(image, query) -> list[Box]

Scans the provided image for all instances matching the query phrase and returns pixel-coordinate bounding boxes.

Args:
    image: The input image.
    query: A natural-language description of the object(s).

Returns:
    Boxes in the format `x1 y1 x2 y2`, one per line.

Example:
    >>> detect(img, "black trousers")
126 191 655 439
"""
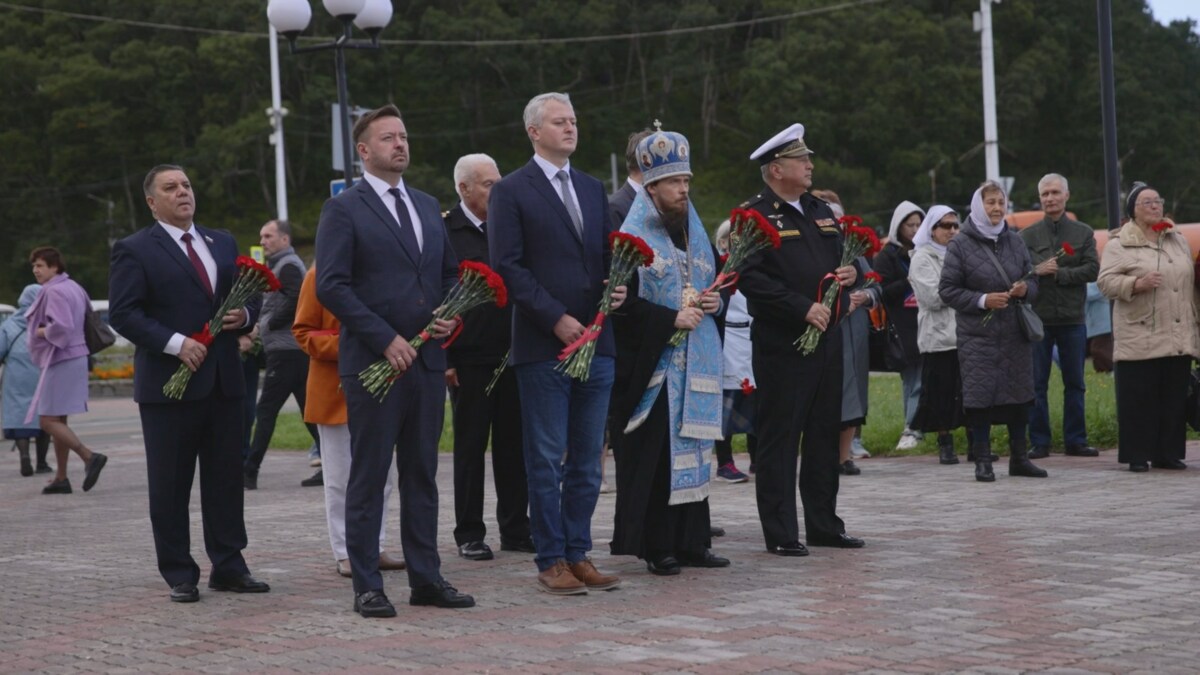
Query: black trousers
240 355 259 459
342 362 444 594
1115 356 1189 465
244 350 318 473
752 337 844 548
140 393 249 587
450 364 530 546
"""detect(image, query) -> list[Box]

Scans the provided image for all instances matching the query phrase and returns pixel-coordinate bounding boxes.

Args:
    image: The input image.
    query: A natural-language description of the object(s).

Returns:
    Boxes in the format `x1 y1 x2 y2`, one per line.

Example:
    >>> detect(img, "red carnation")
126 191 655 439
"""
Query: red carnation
741 378 755 396
838 215 864 228
864 271 882 285
1152 221 1172 233
609 232 655 267
1061 242 1075 256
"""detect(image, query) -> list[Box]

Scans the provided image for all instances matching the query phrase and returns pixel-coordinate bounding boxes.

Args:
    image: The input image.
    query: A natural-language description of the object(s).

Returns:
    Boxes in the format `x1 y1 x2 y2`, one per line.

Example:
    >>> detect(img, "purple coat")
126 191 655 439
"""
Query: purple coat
26 273 89 369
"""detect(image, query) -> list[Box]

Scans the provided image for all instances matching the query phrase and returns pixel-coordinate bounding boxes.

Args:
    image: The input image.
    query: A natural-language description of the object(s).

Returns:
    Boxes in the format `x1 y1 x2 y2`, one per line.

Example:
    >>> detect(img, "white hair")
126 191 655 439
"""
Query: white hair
1038 173 1069 193
714 219 732 253
523 92 572 130
453 153 498 197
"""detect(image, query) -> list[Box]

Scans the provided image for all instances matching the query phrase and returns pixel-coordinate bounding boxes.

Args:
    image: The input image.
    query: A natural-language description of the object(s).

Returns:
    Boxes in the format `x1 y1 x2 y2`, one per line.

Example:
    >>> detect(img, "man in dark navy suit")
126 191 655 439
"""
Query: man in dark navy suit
109 165 269 603
316 104 472 618
489 92 627 596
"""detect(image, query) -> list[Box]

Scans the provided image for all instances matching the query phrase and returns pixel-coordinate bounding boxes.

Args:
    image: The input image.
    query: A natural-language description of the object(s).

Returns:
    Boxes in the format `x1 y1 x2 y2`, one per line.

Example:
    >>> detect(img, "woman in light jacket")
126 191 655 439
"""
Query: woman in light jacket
1096 183 1198 472
908 206 970 465
938 182 1046 482
26 246 106 494
0 284 51 476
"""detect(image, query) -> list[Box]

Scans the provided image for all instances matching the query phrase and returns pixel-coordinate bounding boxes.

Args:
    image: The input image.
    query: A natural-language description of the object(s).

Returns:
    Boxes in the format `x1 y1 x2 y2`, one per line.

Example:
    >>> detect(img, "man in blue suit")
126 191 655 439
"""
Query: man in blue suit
109 165 269 603
316 104 473 618
489 92 627 596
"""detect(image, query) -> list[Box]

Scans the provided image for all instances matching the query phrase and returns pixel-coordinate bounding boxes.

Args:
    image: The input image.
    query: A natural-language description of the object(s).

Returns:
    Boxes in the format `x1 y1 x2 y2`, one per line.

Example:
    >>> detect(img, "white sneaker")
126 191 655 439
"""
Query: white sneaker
599 480 614 494
850 438 870 459
895 430 920 451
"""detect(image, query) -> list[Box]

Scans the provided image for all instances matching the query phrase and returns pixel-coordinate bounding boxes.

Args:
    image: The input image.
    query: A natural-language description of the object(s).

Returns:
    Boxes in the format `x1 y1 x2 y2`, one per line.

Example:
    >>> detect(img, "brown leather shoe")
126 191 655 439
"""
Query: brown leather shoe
568 559 621 591
537 561 587 595
378 552 407 571
336 559 352 578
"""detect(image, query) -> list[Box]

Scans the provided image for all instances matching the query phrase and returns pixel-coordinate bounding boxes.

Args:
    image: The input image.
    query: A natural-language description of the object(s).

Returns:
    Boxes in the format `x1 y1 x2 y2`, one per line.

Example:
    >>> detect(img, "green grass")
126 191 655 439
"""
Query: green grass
267 364 1130 455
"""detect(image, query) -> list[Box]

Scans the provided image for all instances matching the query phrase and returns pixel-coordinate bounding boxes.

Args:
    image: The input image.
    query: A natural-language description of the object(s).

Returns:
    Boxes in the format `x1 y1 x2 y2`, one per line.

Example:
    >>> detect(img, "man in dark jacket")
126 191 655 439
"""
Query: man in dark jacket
737 123 865 556
443 153 532 562
243 219 320 489
608 129 652 228
1020 173 1099 458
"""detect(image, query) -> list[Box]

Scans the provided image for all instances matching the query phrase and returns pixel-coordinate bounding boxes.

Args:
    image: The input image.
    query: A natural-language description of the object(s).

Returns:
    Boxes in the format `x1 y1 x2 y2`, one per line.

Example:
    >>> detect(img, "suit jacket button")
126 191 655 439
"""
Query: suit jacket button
417 299 425 306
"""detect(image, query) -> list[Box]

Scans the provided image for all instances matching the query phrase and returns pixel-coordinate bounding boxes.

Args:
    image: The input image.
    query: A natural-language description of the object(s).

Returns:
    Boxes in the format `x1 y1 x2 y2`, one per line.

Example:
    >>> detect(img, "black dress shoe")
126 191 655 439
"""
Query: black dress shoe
769 541 809 557
208 573 270 593
839 460 861 475
170 581 199 603
807 533 866 549
1027 446 1051 460
42 478 72 494
1065 445 1099 457
354 590 397 618
300 469 323 487
710 526 726 538
677 550 731 568
645 554 681 576
458 541 495 561
82 452 107 492
1129 462 1150 473
410 579 475 608
499 538 536 553
243 471 258 490
1151 459 1187 470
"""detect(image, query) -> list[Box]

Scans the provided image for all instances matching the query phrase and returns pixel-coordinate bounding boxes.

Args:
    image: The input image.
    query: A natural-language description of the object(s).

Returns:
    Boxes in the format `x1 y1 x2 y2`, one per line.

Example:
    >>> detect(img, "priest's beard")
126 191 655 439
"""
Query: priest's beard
659 203 688 233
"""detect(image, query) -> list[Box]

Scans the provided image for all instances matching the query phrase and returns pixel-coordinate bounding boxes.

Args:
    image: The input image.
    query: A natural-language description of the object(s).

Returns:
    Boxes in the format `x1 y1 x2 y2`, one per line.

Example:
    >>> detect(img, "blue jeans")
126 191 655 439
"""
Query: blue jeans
1029 323 1088 447
515 357 614 571
900 358 923 427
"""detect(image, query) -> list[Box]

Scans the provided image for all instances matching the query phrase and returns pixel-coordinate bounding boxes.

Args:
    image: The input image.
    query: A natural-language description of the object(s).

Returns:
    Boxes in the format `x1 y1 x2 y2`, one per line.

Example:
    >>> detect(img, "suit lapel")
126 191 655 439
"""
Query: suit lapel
525 162 582 245
151 225 213 299
355 181 420 268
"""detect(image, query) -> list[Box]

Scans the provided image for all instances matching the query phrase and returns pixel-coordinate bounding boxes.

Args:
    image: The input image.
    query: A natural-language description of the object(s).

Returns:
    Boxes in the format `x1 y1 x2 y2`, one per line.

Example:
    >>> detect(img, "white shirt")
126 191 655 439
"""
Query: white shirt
460 201 485 232
362 171 424 251
158 222 217 356
626 176 644 196
533 154 582 217
786 198 805 216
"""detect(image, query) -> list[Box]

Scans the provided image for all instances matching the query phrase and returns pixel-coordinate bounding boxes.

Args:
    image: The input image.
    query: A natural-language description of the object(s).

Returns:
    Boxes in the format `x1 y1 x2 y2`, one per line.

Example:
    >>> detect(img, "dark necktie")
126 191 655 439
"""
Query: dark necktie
180 232 213 298
479 220 487 234
387 187 422 260
556 170 584 238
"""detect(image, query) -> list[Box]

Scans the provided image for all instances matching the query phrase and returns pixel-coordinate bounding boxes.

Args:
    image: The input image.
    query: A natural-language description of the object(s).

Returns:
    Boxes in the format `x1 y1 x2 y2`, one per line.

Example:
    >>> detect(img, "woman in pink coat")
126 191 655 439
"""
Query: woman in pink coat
26 247 106 494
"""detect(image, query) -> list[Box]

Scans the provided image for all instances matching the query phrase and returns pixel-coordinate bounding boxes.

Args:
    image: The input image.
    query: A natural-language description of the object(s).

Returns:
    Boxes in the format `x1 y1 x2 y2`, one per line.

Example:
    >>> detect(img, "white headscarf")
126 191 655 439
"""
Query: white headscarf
912 205 958 254
969 183 1008 240
887 200 924 249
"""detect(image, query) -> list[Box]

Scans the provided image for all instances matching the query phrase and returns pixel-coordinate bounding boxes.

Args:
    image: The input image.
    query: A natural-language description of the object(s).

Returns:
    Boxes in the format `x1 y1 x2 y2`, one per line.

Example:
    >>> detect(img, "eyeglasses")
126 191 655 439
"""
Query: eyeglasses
935 222 960 230
1137 198 1165 207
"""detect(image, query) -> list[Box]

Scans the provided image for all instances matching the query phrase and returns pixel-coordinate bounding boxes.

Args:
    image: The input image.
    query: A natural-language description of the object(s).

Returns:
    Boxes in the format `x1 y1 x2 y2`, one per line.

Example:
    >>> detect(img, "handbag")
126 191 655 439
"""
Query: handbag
867 304 906 372
978 239 1044 342
83 303 116 354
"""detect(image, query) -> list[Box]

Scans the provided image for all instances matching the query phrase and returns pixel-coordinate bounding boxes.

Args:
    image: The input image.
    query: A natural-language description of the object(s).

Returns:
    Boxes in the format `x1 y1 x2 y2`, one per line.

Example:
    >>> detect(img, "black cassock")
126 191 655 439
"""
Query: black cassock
607 232 722 561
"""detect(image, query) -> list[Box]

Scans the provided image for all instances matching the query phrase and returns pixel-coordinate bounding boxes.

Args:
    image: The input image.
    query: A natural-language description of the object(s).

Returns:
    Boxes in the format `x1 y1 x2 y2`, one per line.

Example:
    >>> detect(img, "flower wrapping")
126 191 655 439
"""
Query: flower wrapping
795 218 881 354
556 232 654 381
163 257 281 399
668 207 781 346
358 260 507 401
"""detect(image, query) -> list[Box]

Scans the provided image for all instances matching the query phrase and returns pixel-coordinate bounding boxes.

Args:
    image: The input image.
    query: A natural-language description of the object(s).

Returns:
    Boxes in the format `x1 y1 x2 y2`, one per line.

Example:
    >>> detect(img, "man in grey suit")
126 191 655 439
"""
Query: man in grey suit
608 129 652 229
316 104 472 618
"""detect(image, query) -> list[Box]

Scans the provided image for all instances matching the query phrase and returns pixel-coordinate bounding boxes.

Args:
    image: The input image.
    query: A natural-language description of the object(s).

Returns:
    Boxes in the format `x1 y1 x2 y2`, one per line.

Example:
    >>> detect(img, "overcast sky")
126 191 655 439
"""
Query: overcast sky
1145 0 1197 24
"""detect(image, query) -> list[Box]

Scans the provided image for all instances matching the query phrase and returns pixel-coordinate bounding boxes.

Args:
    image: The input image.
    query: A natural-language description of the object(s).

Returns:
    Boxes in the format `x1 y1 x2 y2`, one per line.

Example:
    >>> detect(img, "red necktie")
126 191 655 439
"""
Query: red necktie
181 232 214 299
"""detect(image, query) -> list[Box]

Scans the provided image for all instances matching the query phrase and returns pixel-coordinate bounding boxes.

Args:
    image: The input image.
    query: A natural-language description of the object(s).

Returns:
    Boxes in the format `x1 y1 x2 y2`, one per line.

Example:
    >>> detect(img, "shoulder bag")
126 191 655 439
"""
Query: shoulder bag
977 238 1044 343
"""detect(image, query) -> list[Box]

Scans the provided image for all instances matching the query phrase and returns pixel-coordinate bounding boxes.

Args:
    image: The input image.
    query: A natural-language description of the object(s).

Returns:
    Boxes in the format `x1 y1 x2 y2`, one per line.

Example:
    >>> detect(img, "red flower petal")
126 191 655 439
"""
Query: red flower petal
1061 242 1075 256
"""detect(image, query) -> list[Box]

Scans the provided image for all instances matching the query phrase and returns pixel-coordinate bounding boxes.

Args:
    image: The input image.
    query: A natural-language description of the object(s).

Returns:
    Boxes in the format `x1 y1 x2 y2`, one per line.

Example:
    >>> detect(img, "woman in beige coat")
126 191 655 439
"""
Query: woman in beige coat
1097 183 1199 472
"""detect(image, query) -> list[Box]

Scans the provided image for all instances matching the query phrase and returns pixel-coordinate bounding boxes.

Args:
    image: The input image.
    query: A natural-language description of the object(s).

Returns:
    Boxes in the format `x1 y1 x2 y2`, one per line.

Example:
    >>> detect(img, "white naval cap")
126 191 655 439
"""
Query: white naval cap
749 123 815 165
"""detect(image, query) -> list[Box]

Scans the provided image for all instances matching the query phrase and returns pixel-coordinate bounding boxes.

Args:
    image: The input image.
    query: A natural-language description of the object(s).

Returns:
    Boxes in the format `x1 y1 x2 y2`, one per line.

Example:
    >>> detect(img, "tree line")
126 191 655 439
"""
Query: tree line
0 0 1196 300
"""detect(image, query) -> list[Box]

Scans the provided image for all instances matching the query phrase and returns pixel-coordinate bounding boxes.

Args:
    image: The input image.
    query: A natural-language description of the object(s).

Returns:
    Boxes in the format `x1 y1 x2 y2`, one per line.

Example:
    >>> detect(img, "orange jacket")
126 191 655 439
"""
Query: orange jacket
292 267 346 425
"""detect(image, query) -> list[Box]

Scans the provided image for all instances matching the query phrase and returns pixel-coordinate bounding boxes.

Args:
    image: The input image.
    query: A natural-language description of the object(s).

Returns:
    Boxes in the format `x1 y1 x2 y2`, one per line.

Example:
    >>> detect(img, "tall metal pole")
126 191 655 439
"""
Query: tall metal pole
334 20 356 188
1097 0 1121 230
268 24 289 221
979 0 1000 182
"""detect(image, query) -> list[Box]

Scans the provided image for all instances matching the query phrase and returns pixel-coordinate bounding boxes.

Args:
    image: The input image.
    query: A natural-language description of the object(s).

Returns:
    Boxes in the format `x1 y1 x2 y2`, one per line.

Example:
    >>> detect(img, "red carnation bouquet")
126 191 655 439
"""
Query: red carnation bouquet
163 256 281 399
556 232 654 381
982 241 1076 326
795 216 881 354
359 260 507 401
667 207 782 346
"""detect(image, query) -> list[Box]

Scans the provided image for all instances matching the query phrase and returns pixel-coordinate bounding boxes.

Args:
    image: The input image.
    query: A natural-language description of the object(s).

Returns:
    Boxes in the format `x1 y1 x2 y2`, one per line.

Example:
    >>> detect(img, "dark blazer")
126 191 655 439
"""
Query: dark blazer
109 224 257 404
316 177 458 377
489 158 615 366
443 203 511 367
608 180 637 229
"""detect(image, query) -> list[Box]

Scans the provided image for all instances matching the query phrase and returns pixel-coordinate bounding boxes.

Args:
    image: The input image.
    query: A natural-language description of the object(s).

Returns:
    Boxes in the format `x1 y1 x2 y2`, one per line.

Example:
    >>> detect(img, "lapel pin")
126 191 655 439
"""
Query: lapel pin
204 235 214 244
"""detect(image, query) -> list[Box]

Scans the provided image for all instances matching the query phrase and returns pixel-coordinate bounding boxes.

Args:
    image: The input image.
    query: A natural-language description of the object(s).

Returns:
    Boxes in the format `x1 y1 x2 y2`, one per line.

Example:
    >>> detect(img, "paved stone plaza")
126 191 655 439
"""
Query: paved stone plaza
2 398 1199 673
